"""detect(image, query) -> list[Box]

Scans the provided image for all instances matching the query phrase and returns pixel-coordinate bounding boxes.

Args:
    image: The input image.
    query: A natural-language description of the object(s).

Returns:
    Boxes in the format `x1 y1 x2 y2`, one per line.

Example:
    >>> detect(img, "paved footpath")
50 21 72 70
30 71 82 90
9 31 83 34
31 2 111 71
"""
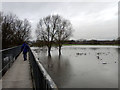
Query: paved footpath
2 53 33 88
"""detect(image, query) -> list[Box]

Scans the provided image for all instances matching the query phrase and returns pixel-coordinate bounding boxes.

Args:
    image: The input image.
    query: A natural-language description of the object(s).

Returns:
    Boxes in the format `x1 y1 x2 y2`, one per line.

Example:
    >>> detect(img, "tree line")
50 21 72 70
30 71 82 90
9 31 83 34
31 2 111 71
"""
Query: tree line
0 12 31 49
0 12 73 56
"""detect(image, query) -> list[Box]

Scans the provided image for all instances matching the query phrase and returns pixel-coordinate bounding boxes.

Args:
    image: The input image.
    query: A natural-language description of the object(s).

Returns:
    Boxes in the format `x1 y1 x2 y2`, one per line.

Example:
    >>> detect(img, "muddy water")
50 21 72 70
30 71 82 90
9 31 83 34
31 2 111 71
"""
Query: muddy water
32 45 118 88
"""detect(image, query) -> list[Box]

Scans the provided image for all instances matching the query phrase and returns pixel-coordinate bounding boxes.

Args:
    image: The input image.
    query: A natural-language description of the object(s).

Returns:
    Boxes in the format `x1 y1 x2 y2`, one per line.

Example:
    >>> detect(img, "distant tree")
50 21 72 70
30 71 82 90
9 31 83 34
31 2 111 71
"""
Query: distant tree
36 15 59 56
117 37 120 40
117 37 120 45
54 16 73 55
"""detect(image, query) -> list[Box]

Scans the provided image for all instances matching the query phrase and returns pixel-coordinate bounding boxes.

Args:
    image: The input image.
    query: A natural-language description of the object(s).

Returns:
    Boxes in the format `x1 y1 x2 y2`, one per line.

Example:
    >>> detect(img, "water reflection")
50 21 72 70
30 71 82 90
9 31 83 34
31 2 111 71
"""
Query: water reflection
117 48 120 89
32 45 118 88
37 54 72 87
90 47 99 50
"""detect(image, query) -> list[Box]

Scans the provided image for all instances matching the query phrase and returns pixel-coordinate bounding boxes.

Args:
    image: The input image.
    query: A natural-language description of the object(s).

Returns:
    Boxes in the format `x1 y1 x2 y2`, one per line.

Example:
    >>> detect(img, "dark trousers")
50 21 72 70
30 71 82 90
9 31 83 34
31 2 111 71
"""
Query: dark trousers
23 52 27 61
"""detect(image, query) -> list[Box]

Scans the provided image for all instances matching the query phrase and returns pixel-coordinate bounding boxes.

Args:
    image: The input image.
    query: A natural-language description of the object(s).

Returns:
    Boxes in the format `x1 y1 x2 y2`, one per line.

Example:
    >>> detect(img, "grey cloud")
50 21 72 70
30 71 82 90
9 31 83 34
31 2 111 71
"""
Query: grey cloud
2 2 118 40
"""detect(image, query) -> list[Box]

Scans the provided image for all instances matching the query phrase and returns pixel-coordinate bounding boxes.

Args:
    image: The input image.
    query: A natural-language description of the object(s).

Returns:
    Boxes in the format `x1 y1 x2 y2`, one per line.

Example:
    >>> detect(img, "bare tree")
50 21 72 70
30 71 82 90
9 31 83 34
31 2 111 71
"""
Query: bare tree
0 12 3 29
36 15 59 56
2 12 31 49
36 15 73 56
0 12 3 50
2 13 17 48
54 16 73 55
15 19 31 44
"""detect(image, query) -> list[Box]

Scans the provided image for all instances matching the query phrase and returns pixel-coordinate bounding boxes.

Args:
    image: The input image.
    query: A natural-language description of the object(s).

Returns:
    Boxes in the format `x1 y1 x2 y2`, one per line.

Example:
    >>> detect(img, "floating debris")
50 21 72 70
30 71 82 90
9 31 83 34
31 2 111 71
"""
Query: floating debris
102 62 107 64
97 53 100 55
97 56 99 59
76 53 79 55
76 53 86 55
79 53 83 55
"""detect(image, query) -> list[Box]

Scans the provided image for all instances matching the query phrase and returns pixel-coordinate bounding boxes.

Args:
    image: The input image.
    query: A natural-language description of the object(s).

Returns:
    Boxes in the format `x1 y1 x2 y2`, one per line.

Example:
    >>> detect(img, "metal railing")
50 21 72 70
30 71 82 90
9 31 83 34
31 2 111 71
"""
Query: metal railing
29 48 58 90
0 45 21 78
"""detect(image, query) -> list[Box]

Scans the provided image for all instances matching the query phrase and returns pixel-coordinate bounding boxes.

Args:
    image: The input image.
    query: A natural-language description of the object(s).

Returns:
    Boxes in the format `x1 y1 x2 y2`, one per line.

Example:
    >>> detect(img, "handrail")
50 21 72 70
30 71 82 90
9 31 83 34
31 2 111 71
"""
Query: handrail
1 45 21 78
29 48 58 89
0 45 21 52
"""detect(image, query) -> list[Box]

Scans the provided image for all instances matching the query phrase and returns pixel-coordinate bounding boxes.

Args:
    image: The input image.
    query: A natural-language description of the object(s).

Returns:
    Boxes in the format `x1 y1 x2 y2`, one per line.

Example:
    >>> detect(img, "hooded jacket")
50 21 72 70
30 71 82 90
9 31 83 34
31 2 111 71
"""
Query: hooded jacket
21 43 29 54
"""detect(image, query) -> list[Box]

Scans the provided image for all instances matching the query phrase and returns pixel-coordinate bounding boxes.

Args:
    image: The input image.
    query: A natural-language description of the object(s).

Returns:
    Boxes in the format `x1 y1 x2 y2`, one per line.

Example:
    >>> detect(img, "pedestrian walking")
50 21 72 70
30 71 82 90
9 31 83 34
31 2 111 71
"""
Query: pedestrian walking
21 42 30 61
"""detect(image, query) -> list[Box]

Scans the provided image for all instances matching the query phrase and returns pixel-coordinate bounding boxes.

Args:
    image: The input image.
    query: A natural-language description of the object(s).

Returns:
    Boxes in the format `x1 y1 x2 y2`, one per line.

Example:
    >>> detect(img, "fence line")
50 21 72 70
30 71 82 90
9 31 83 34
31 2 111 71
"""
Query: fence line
29 48 58 90
0 45 21 78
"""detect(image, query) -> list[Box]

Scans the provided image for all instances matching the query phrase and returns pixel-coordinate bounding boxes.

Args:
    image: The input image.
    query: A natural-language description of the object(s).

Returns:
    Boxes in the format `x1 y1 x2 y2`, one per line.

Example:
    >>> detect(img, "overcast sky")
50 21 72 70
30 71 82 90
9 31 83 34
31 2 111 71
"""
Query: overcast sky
2 1 118 40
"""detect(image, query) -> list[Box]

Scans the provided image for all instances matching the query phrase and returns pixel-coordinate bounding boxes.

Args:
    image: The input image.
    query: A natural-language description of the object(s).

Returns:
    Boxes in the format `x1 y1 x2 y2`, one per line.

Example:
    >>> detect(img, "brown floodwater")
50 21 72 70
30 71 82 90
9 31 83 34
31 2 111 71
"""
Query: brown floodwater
31 45 118 88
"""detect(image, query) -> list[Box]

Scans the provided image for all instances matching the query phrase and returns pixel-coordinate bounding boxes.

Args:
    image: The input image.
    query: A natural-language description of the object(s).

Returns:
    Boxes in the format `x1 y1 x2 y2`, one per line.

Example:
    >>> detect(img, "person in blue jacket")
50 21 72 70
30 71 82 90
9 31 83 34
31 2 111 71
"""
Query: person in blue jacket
21 42 30 61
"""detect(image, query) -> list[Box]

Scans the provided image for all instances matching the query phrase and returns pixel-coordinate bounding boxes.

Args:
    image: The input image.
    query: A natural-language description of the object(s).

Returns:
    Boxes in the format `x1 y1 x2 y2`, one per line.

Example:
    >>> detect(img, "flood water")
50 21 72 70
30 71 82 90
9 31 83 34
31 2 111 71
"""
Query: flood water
31 45 118 88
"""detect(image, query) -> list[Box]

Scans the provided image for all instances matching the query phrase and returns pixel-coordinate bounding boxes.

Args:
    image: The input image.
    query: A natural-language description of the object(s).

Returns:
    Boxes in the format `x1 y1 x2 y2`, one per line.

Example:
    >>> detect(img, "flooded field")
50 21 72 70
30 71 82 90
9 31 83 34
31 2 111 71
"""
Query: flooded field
32 45 118 88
